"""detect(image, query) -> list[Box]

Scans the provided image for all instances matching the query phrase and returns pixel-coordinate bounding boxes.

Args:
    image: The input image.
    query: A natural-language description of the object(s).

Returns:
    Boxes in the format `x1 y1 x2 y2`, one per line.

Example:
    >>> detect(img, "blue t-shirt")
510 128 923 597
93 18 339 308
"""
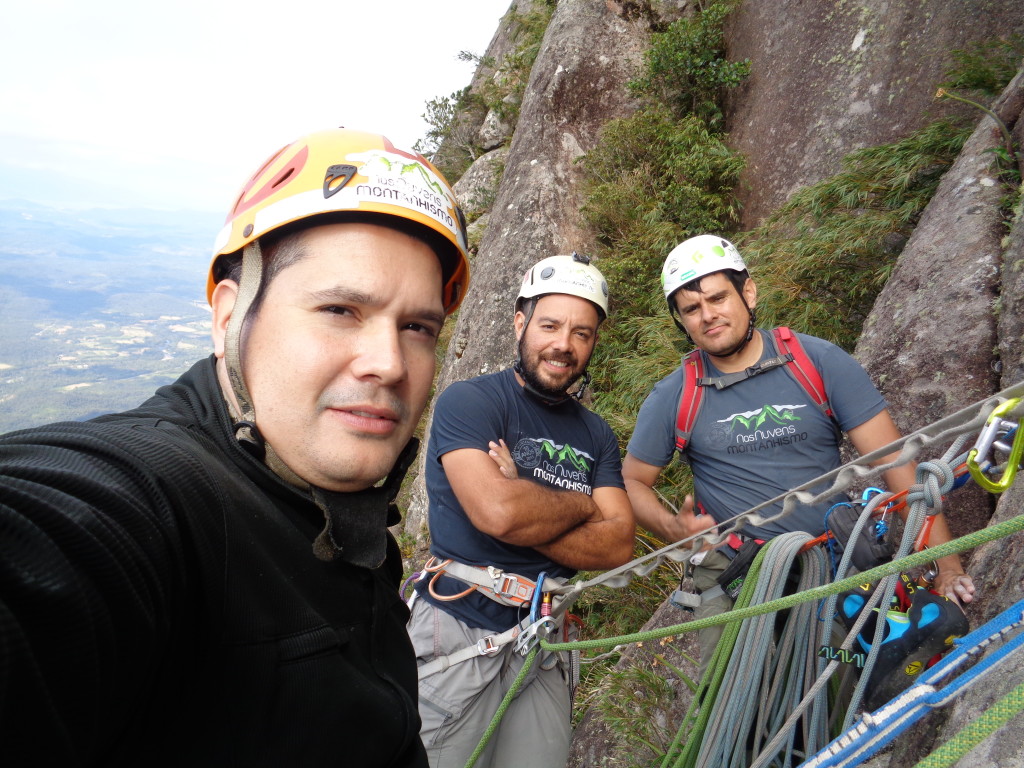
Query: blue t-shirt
627 329 886 540
418 367 625 630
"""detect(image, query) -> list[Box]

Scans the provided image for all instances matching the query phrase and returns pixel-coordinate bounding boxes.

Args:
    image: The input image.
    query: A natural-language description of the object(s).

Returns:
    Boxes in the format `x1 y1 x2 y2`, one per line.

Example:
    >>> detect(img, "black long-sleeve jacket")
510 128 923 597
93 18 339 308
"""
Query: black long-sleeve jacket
0 356 426 767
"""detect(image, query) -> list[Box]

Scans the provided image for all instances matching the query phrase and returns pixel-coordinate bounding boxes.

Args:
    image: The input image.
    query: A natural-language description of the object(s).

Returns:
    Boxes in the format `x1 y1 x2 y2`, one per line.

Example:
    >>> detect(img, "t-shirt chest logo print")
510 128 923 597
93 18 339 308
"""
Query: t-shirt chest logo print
703 403 810 453
511 437 595 494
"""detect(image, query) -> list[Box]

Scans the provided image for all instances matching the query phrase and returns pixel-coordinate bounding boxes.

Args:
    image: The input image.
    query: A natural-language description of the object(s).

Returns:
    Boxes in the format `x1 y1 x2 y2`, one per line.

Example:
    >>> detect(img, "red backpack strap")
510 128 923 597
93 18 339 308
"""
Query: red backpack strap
674 349 705 452
772 327 834 420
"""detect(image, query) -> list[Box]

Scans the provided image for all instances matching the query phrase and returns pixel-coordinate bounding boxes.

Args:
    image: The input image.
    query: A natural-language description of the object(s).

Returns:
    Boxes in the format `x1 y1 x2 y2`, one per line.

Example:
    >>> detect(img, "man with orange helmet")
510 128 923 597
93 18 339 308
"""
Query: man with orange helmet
407 253 635 768
0 128 469 766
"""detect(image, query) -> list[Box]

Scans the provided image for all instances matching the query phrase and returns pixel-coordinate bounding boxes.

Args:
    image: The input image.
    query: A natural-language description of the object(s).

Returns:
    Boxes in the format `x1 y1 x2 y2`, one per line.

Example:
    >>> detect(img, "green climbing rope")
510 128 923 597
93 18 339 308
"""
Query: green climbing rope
661 544 768 768
912 680 1024 768
463 646 540 768
542 512 1024 655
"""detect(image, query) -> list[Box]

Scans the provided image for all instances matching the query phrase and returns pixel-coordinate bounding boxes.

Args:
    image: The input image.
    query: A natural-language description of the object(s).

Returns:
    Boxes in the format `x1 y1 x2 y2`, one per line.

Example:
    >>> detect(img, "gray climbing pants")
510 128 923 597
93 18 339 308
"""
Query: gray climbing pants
407 599 571 768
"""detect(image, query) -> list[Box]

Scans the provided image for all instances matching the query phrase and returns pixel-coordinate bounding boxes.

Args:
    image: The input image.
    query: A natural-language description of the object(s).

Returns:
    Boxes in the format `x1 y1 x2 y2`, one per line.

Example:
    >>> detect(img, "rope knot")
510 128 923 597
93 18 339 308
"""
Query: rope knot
913 459 956 510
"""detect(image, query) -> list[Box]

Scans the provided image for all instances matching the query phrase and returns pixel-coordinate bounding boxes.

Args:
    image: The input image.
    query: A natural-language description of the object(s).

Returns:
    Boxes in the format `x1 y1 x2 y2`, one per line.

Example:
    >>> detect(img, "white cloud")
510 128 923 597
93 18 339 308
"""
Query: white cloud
0 0 510 211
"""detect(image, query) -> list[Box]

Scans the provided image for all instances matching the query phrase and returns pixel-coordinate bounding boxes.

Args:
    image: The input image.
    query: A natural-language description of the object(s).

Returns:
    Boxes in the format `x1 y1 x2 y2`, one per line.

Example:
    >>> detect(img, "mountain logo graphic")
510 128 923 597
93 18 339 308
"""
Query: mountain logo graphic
717 403 807 431
512 437 593 471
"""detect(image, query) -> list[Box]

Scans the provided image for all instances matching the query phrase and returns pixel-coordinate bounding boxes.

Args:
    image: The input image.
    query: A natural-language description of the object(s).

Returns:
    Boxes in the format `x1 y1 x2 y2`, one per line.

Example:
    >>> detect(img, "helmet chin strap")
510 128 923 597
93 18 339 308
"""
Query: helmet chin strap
223 241 261 426
222 240 308 489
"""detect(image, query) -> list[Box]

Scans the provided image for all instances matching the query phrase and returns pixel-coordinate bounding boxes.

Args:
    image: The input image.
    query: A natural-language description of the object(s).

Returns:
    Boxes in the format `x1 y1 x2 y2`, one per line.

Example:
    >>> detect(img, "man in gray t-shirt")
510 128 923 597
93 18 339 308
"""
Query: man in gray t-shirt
623 235 975 672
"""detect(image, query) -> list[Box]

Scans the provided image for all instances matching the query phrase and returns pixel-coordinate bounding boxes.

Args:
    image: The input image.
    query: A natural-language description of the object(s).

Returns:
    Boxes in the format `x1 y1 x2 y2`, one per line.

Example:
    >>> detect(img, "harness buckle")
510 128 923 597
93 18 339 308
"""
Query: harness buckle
494 573 536 604
476 635 502 656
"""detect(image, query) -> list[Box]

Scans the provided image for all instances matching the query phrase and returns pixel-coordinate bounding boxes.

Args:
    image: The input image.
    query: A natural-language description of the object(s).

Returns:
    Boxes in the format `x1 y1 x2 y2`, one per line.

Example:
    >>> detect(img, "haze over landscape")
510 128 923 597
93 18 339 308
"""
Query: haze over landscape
0 203 216 433
0 0 510 433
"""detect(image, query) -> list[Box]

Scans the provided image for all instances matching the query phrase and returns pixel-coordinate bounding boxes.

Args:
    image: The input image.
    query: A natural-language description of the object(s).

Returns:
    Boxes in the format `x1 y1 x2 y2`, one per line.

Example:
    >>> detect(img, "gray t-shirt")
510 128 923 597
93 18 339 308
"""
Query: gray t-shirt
627 329 886 540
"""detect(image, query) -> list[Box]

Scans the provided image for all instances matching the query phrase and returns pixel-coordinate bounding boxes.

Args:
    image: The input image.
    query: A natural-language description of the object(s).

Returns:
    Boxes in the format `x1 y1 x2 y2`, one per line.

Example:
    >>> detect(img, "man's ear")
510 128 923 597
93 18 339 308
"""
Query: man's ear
743 277 758 310
513 310 526 341
210 280 239 359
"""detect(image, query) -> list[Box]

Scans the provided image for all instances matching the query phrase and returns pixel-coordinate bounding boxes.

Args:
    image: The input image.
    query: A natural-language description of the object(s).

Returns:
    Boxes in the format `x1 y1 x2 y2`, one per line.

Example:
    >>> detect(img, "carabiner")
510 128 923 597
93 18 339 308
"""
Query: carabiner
967 398 1024 492
529 571 548 623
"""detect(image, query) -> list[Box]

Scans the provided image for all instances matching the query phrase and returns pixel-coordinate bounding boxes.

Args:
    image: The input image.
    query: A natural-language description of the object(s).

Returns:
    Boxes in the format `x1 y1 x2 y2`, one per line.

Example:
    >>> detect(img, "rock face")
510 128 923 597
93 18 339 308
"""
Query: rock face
403 0 1024 760
724 0 1024 229
854 85 1010 543
848 69 1024 768
402 0 650 542
452 147 508 224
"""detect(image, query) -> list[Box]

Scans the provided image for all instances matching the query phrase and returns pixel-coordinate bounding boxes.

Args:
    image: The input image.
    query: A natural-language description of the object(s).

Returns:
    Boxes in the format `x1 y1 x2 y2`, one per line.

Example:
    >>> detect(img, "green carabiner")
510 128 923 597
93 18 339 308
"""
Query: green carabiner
967 398 1024 492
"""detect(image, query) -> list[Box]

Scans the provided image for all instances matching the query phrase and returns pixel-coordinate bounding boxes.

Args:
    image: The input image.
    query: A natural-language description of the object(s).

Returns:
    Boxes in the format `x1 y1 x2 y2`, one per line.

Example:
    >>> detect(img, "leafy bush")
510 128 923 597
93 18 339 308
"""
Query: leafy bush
630 0 750 126
581 106 744 322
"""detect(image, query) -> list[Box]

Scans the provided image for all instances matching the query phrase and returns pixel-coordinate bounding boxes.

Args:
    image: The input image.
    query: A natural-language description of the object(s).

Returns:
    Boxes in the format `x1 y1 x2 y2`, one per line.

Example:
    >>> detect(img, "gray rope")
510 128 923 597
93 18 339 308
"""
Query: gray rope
694 533 833 768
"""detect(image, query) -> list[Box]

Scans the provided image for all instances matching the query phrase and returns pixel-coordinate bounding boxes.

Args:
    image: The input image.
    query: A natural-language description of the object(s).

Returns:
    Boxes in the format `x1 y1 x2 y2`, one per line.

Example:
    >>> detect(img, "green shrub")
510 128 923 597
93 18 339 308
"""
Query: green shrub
939 34 1024 99
581 106 745 326
630 0 750 126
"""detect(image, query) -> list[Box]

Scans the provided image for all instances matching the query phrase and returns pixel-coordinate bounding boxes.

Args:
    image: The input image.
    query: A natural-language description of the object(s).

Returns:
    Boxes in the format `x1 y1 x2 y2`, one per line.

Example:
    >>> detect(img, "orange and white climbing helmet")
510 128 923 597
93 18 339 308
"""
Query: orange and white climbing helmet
207 127 470 313
661 235 746 304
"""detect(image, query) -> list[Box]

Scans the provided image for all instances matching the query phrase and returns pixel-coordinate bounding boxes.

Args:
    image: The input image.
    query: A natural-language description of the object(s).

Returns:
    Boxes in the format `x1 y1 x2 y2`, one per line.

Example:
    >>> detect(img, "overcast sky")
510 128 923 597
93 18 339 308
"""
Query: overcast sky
0 0 511 213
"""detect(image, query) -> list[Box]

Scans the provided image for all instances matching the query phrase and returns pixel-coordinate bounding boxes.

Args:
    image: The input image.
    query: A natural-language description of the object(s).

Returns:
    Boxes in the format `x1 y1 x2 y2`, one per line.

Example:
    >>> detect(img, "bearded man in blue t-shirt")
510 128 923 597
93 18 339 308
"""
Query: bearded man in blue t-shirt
623 235 976 675
407 252 635 768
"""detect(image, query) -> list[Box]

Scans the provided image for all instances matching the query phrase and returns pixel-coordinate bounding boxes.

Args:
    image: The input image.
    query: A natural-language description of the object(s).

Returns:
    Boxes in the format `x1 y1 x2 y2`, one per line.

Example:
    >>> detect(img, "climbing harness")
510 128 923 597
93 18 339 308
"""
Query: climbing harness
674 326 836 452
417 556 567 607
677 533 767 608
412 559 573 679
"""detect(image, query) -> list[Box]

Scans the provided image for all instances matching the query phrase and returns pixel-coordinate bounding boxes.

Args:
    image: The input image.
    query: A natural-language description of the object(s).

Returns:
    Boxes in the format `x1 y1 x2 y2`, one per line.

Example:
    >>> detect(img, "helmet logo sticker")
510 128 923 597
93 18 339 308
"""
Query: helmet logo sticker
348 149 459 233
323 164 357 198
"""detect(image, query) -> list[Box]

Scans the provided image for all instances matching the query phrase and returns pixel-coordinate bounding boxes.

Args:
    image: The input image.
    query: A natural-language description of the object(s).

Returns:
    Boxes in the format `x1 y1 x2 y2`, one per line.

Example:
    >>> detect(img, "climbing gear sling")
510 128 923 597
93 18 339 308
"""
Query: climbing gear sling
418 556 565 607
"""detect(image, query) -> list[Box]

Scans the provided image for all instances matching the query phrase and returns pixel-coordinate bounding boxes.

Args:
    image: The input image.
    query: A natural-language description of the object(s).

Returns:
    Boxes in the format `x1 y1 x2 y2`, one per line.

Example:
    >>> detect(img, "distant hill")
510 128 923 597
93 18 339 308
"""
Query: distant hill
0 201 221 433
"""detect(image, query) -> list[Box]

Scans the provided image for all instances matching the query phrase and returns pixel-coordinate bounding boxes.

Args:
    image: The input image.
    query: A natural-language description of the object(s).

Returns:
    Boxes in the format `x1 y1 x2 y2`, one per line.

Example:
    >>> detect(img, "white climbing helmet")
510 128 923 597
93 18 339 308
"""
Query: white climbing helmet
517 252 609 321
661 235 747 303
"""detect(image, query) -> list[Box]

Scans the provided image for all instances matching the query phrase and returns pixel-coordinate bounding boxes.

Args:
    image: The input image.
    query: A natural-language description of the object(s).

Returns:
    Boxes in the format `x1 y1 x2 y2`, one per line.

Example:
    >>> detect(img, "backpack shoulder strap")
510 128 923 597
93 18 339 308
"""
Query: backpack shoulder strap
771 327 835 420
674 349 705 452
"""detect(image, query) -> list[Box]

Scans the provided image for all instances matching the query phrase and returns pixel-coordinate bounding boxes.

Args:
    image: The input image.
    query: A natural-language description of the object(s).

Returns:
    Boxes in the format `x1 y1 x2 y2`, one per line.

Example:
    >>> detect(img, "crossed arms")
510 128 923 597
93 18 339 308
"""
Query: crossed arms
440 441 635 571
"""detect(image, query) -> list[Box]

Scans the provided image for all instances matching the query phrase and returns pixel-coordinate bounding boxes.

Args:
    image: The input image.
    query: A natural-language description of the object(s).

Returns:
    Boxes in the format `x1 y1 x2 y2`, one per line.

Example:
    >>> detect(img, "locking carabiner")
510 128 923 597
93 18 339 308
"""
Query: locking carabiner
967 398 1023 493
